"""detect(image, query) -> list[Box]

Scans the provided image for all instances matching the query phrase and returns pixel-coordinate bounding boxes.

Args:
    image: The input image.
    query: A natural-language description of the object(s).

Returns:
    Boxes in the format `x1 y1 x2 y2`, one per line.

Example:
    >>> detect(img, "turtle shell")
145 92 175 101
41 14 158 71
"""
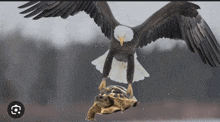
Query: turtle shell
95 85 138 114
86 85 138 121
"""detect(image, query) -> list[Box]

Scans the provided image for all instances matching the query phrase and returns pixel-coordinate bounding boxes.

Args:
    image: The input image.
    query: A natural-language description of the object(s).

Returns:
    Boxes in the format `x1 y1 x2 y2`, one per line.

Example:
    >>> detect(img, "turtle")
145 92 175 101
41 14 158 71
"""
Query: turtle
86 85 138 121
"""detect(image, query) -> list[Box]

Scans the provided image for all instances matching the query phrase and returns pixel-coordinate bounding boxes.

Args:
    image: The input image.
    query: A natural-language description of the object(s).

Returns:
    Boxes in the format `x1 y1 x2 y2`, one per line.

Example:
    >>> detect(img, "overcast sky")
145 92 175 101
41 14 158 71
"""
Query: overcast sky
0 2 220 50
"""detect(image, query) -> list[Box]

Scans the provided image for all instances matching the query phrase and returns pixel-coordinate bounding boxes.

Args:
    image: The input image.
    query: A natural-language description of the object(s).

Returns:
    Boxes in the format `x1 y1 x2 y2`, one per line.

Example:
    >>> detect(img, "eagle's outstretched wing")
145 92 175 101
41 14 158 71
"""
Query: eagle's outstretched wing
18 1 120 40
134 1 220 67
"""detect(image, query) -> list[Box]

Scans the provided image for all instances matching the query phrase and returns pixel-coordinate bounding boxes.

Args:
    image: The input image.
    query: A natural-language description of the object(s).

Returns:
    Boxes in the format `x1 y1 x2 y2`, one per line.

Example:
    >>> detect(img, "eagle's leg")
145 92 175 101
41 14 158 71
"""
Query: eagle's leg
99 51 115 92
126 54 134 99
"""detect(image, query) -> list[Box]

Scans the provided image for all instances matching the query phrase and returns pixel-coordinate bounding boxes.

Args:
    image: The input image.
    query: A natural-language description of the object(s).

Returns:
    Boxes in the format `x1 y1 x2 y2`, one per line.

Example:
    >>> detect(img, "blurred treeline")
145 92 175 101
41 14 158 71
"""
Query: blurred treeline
0 28 220 106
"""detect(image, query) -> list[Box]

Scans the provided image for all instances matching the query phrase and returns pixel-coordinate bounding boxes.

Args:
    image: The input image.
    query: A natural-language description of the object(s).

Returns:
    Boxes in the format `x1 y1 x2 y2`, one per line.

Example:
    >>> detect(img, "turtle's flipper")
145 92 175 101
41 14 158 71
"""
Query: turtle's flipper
98 78 106 92
114 99 124 113
86 103 101 121
126 84 133 99
120 105 125 113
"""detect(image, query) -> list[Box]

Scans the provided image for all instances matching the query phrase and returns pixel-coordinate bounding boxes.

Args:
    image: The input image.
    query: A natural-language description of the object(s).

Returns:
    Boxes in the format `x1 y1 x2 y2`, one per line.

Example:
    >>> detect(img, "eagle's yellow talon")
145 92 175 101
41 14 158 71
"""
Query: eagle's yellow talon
98 79 106 92
126 84 133 99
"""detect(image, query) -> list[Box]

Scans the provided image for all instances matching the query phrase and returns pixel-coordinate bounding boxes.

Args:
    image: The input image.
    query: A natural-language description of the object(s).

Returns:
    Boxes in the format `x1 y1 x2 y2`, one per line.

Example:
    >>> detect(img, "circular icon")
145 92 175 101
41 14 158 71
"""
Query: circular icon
7 101 25 118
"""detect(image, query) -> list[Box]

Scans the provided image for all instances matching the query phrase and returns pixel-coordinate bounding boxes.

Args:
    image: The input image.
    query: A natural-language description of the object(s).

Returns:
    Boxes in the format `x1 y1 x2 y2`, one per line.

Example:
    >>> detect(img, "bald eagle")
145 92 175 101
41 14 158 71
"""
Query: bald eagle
18 1 220 98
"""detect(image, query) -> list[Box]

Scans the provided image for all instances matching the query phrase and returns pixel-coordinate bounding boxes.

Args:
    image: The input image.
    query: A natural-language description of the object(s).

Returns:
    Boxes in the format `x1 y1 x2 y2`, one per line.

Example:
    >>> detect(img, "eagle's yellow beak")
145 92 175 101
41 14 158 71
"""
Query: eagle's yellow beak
119 37 125 46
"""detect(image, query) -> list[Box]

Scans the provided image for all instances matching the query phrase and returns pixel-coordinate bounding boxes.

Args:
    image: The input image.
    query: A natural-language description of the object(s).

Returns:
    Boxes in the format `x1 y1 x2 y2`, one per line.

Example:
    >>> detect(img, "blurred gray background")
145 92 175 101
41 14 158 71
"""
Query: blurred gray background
0 1 220 122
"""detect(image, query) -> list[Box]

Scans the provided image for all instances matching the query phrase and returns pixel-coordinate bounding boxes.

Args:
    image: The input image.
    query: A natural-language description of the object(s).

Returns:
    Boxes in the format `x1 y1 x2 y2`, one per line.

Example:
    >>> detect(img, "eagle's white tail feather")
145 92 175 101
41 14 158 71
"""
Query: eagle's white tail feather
91 50 150 84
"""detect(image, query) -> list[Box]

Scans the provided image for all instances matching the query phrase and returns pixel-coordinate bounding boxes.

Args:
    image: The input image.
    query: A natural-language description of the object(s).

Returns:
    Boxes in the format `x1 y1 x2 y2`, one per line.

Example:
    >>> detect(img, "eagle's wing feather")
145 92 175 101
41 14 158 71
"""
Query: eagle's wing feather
18 1 120 40
134 1 220 67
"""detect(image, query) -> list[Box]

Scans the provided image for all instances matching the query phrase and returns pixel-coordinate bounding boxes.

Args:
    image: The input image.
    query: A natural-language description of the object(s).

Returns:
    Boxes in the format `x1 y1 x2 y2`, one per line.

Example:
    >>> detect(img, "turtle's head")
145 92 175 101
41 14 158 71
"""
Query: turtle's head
114 25 134 46
95 94 113 107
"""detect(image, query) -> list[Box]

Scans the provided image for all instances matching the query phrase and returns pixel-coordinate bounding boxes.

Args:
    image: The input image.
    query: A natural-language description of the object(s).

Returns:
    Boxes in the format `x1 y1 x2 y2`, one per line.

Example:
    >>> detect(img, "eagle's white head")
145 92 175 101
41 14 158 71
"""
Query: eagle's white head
114 25 134 46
